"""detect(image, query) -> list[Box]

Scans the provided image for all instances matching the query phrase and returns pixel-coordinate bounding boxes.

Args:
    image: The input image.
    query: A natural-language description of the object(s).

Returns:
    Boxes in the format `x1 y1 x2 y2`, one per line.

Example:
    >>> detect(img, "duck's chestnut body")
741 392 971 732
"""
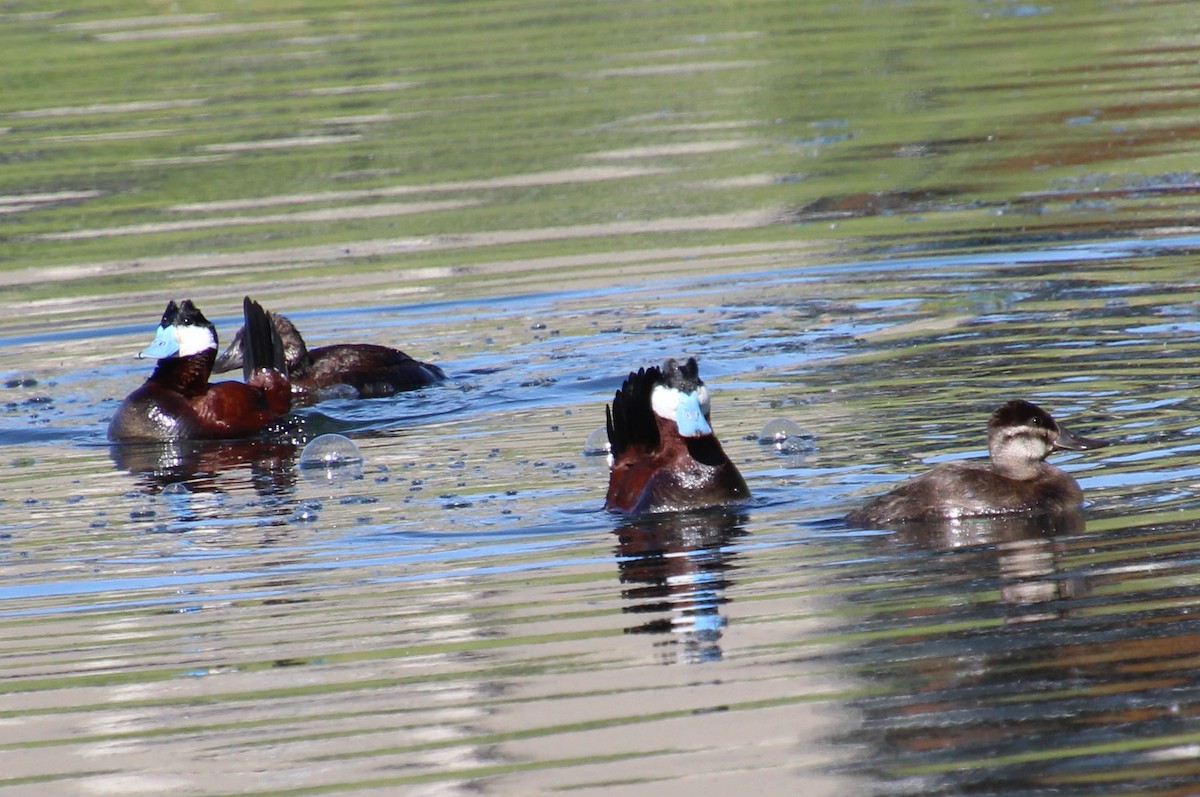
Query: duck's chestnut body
108 298 291 442
604 358 749 515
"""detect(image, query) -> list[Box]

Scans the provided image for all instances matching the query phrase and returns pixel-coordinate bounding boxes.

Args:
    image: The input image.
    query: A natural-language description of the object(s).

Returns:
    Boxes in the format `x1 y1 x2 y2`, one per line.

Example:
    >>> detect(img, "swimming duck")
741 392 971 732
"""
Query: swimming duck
604 357 750 515
846 399 1108 525
213 309 445 403
107 297 291 442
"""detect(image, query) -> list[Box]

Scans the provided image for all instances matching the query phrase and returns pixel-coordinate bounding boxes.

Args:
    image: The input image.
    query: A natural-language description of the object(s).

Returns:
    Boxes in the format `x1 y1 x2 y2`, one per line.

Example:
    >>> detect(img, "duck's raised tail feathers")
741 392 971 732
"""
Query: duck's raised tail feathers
606 365 662 457
241 296 286 381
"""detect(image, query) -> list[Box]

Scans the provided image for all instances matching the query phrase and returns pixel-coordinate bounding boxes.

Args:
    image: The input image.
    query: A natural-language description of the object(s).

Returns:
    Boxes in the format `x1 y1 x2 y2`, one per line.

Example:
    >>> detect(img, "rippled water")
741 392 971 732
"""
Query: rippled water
5 1 1200 795
10 242 1200 794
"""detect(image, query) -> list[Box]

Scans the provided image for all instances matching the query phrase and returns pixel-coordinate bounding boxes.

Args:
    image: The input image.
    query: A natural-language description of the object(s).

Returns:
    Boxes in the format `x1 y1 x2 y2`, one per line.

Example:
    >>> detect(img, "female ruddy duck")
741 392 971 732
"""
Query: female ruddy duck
213 309 445 403
107 297 291 442
605 357 750 515
846 399 1109 525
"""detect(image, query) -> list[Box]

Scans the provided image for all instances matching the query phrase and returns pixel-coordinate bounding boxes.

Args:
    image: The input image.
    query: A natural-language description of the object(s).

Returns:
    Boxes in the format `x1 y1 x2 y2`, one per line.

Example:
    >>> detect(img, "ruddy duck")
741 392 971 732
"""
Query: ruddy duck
846 399 1109 525
604 357 750 515
213 309 445 403
107 297 291 442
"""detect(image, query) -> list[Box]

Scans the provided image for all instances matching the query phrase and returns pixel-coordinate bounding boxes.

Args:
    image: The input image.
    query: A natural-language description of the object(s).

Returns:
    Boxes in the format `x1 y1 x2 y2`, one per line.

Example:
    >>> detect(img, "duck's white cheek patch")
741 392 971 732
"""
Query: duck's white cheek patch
176 325 217 358
652 385 712 437
651 384 678 421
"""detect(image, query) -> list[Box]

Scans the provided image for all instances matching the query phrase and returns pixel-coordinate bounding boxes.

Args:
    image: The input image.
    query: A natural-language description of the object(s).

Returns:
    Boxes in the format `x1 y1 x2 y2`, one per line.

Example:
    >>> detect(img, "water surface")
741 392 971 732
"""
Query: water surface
4 1 1200 795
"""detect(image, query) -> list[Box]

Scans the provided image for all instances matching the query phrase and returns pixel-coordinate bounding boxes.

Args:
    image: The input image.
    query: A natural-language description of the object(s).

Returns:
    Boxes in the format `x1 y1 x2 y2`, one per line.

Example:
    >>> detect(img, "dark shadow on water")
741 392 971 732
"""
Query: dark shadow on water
612 508 748 665
109 438 300 495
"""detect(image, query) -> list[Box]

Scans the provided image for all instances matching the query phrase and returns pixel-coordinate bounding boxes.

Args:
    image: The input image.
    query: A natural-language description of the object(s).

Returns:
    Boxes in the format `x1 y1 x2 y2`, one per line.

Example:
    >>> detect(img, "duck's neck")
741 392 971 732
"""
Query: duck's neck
279 324 310 372
148 351 215 398
991 456 1047 481
990 432 1054 481
684 434 730 468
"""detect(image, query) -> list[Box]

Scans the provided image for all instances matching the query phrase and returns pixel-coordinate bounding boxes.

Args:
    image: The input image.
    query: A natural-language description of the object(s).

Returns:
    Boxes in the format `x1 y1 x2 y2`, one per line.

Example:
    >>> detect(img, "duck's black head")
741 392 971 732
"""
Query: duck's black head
606 357 714 458
651 357 712 437
987 399 1109 466
138 299 217 361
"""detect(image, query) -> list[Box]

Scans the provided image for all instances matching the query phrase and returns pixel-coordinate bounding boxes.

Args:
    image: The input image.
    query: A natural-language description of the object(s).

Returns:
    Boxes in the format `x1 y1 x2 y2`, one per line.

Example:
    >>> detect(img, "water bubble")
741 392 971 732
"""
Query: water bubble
300 434 364 482
583 427 610 457
162 482 191 496
756 418 816 455
290 501 322 523
300 434 362 468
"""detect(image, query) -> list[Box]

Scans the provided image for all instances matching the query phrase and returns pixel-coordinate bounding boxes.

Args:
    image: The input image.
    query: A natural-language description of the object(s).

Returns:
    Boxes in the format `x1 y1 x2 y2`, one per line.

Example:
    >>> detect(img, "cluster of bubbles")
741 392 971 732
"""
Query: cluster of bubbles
581 418 813 457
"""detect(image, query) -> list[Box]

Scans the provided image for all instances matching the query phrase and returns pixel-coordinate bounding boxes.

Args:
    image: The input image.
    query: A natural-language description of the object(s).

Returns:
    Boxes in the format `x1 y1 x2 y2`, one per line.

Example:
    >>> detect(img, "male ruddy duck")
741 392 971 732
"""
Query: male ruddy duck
213 309 445 403
846 399 1109 525
604 357 750 515
107 297 291 442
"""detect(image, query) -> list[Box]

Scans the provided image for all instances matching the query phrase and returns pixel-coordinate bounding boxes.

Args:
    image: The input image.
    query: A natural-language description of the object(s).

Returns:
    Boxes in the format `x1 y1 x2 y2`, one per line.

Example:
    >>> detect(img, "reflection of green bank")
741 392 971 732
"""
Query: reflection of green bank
1 0 1195 318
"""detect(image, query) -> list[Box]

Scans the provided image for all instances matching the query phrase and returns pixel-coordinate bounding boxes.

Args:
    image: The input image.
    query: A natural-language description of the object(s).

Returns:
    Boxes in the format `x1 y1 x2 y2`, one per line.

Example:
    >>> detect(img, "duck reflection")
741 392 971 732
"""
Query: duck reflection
613 509 748 664
890 509 1088 623
109 438 300 495
830 508 1200 792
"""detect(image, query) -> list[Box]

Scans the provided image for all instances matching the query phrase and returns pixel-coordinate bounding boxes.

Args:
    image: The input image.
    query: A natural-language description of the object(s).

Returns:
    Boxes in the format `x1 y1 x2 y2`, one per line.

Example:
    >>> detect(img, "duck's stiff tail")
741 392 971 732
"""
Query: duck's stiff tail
241 296 286 381
607 364 662 458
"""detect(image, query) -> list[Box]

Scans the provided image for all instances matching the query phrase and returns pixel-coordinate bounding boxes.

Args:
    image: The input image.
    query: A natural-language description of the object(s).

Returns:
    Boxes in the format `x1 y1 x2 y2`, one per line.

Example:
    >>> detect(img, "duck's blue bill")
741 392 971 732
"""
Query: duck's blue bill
139 326 179 359
676 392 713 436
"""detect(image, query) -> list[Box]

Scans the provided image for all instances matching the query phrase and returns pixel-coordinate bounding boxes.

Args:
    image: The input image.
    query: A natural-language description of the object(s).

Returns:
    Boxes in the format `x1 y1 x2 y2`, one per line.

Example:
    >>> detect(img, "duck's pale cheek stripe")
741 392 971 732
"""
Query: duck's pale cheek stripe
651 385 713 436
650 385 680 421
176 326 217 358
